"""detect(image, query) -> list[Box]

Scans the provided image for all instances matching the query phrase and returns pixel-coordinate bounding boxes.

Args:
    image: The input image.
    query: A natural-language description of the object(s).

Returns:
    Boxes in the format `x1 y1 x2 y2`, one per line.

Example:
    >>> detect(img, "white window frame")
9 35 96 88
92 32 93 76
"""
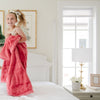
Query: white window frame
57 1 97 86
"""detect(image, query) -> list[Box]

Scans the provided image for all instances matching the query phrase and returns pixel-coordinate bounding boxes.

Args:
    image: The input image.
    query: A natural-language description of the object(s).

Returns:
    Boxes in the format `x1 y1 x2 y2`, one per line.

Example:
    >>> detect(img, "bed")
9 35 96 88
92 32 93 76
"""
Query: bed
0 52 79 100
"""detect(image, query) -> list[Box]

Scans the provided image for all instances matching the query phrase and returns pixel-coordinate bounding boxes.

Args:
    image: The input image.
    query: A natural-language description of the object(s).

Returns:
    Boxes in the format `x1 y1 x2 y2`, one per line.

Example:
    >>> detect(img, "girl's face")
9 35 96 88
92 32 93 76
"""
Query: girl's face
6 13 17 27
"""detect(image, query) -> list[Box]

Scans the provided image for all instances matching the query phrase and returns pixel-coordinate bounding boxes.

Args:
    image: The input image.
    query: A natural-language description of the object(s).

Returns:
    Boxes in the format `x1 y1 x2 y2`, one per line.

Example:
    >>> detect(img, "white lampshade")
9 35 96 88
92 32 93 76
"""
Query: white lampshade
72 48 92 63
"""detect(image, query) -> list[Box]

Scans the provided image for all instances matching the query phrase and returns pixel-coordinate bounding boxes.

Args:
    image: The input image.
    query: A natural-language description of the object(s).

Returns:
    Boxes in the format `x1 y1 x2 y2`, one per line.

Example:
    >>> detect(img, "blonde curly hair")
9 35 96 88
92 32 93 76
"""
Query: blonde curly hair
9 9 26 27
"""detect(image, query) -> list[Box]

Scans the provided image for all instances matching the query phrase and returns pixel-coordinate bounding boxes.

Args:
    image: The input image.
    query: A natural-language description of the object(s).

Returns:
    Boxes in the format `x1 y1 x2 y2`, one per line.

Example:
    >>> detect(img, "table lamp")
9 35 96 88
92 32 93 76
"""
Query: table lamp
72 48 92 89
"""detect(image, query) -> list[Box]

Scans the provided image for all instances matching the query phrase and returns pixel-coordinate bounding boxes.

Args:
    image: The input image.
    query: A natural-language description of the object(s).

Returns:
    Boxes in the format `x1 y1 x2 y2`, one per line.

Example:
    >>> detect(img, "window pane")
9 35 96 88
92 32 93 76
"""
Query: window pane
77 24 88 30
76 31 89 39
63 49 75 67
63 24 75 30
63 68 75 86
63 17 75 24
63 31 75 48
76 17 89 23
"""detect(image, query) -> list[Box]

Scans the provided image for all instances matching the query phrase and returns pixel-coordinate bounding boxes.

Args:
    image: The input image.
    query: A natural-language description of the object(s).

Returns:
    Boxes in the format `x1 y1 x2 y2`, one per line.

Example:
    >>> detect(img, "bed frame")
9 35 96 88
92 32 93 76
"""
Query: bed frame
0 52 51 82
27 52 51 81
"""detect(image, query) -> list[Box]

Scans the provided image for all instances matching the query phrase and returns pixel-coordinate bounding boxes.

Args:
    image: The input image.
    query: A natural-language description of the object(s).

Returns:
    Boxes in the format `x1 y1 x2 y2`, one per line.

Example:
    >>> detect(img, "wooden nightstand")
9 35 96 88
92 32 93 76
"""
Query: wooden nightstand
64 86 100 100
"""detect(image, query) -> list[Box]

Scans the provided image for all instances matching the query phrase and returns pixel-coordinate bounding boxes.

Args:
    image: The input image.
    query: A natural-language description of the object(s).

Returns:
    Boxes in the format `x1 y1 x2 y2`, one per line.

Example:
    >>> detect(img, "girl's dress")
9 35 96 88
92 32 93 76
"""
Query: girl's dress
0 28 33 96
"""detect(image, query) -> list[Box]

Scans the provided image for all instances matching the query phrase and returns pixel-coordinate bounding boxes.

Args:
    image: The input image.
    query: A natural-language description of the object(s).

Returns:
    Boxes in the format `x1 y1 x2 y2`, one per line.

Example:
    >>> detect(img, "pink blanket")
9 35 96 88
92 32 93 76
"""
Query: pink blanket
0 35 33 96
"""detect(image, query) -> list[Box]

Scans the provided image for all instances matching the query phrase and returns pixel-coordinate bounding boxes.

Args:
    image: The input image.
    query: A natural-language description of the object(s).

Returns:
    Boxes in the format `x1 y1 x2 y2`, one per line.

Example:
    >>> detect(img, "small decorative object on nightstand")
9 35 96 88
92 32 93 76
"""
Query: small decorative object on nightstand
72 82 80 91
90 74 100 87
71 77 81 91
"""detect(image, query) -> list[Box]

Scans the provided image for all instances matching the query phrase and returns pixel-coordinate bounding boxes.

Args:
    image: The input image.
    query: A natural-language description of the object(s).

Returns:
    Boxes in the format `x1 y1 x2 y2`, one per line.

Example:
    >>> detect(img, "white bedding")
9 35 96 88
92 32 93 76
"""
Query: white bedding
0 53 79 100
0 81 79 100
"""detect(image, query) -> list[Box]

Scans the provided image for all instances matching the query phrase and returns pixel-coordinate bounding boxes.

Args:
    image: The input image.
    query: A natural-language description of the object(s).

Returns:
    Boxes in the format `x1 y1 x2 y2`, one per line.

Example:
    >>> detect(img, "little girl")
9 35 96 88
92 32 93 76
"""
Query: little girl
5 9 26 42
0 9 33 96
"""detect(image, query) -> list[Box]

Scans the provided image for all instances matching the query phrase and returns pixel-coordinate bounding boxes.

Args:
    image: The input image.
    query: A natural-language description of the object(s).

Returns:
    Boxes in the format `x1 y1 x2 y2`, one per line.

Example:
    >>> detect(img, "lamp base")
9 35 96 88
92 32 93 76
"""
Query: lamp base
80 84 86 90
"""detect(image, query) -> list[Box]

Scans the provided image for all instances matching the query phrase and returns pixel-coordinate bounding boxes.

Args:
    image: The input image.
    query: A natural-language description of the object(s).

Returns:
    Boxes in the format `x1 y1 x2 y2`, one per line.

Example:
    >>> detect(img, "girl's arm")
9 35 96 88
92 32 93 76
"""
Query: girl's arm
15 27 27 43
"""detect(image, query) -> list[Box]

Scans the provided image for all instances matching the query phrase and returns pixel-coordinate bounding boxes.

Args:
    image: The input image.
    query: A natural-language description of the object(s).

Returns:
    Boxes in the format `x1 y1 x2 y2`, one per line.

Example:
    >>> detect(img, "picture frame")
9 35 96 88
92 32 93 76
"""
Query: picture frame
0 10 5 34
90 74 100 87
21 10 37 49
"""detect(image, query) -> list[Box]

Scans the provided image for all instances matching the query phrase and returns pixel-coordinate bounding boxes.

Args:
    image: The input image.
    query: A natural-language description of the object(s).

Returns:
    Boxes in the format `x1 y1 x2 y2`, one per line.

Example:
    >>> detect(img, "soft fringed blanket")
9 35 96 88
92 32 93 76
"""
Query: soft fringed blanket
0 35 33 96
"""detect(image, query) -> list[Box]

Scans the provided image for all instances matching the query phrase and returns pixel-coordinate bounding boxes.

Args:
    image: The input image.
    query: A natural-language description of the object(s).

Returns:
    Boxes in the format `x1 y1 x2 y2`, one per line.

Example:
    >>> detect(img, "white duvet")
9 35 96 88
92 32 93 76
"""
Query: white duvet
0 81 79 100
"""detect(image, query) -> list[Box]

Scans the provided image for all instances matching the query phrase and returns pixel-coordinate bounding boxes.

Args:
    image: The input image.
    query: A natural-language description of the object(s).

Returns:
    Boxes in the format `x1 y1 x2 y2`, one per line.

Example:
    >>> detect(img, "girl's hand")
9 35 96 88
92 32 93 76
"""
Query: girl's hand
5 33 11 39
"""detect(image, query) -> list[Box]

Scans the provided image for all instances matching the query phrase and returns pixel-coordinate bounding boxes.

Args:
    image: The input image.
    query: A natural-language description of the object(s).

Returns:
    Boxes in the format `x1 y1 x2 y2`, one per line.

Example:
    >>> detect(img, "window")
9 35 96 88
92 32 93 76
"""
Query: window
62 8 93 86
